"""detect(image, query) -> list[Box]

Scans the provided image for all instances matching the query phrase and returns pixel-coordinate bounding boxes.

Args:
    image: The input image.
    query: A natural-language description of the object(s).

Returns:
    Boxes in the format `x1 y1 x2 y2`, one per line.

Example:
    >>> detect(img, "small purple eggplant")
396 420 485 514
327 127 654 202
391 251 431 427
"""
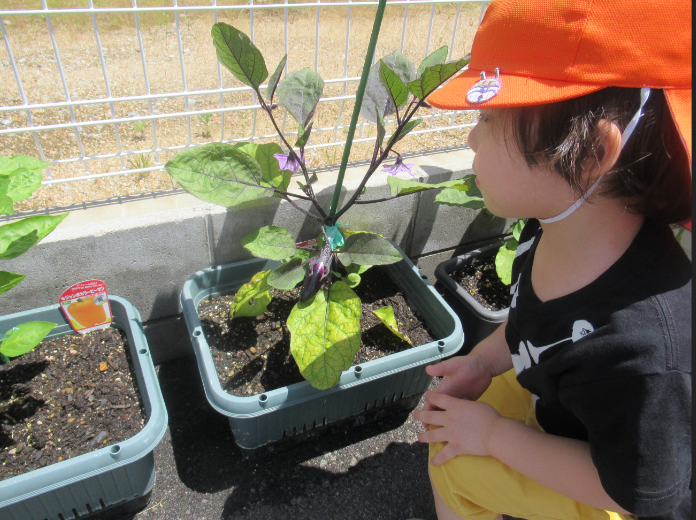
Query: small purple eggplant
300 245 333 302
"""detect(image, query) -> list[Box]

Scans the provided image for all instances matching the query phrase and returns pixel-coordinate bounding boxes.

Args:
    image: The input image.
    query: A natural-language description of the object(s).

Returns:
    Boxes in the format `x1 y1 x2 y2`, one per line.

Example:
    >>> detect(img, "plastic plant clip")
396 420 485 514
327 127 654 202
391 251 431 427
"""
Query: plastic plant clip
324 223 345 249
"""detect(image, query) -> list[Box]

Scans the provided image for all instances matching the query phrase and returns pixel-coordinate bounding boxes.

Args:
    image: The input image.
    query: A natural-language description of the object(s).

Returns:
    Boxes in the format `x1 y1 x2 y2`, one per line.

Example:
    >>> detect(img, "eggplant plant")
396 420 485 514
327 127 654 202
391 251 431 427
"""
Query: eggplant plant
165 21 480 389
0 155 68 363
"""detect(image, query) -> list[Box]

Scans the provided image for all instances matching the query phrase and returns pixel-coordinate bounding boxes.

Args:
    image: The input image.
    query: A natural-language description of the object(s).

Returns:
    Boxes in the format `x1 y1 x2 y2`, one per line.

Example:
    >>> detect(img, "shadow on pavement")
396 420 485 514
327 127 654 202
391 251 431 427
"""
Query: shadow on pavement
156 355 435 519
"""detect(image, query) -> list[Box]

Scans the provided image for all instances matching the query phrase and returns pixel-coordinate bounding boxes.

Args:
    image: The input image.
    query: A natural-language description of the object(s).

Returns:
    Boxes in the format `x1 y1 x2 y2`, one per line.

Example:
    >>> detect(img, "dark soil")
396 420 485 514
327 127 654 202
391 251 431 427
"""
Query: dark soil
0 327 146 482
449 254 512 311
198 266 436 397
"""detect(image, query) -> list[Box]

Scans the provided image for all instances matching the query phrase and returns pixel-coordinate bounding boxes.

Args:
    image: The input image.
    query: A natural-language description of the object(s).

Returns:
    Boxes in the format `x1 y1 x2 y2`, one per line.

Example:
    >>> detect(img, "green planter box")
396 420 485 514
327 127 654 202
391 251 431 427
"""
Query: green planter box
434 241 510 355
181 242 464 450
0 296 168 520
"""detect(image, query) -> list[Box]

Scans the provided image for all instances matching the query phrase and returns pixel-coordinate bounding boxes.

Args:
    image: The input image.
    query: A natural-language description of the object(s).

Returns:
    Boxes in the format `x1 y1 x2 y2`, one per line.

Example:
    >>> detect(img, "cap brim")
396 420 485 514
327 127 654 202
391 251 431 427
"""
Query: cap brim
427 68 604 110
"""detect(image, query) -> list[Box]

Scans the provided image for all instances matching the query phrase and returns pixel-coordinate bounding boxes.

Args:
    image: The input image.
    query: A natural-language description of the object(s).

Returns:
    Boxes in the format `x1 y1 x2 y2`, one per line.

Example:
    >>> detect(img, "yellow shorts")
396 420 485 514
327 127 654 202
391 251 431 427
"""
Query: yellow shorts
428 369 632 520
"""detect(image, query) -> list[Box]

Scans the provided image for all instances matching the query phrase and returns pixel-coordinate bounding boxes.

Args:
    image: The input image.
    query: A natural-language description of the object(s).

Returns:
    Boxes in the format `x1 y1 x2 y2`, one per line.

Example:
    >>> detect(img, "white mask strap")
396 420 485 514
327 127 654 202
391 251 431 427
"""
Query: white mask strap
539 88 651 224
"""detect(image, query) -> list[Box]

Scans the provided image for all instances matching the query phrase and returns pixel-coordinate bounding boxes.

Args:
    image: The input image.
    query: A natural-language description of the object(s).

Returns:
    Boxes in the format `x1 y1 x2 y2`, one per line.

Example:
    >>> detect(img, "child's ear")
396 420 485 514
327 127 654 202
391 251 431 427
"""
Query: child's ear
587 119 623 181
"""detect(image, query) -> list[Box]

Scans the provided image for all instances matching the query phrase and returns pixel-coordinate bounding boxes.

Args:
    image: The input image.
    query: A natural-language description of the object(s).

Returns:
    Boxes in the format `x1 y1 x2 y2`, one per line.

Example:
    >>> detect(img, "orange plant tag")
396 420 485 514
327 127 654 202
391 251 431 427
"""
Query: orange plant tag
59 280 113 334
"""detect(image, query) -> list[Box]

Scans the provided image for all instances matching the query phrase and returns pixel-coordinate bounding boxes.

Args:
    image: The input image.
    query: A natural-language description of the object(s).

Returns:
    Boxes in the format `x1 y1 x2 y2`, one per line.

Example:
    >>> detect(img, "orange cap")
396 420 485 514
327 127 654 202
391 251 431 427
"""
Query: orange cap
428 0 692 166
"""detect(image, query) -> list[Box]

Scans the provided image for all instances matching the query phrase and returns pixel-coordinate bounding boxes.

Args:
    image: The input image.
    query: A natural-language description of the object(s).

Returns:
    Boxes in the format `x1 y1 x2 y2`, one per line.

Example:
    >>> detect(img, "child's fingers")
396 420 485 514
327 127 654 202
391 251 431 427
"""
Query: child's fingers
417 424 449 445
425 357 459 377
424 390 462 409
413 408 445 427
430 444 457 466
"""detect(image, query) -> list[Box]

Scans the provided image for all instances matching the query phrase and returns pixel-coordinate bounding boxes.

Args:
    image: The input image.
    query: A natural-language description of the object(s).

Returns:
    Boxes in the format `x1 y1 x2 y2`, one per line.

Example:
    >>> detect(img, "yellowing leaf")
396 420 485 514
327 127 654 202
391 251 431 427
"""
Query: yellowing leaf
287 281 361 389
229 270 273 319
372 306 412 345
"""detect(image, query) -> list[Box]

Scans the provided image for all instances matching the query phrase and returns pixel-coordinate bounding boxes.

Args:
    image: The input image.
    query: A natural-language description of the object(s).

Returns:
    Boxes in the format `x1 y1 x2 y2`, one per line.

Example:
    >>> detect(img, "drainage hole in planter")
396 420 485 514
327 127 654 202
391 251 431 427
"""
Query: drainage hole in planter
354 365 363 376
438 340 445 351
110 445 121 455
139 348 148 355
258 393 268 403
193 329 202 337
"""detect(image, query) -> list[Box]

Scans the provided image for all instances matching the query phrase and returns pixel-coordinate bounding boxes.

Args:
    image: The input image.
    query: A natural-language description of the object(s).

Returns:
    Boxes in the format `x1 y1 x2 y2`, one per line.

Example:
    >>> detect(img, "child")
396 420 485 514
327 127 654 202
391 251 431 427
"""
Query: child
413 1 692 519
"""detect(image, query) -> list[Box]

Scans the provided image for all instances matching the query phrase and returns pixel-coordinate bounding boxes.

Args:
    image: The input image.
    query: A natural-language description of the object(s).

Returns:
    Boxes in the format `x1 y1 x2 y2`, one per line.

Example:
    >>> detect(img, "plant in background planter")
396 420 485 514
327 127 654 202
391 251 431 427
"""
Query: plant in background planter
0 155 68 363
0 155 168 518
434 219 525 354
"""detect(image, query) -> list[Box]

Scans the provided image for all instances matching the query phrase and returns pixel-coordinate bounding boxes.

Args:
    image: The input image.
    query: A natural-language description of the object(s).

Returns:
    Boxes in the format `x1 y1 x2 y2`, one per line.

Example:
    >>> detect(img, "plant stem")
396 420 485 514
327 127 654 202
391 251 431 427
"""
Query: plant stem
328 0 388 218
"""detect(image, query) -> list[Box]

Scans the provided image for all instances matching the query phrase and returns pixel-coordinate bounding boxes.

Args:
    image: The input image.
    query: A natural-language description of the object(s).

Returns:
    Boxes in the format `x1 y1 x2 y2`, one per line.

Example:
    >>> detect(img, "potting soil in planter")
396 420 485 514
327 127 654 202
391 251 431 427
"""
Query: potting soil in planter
0 327 146 481
198 266 436 396
449 255 512 312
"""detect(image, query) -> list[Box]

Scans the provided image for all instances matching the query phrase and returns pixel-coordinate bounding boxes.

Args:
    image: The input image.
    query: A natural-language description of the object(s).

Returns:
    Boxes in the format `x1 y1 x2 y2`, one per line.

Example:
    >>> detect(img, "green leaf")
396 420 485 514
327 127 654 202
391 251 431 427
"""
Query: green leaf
372 306 412 345
510 218 525 241
495 239 518 286
0 321 55 358
432 174 485 208
360 50 417 123
336 233 402 266
378 60 409 107
0 213 69 261
266 54 287 101
211 23 268 89
434 187 486 209
345 273 361 287
387 176 467 196
388 117 422 146
0 271 26 295
234 141 290 193
408 57 469 100
292 248 314 262
267 257 307 290
0 155 50 177
2 167 42 204
165 142 274 207
295 122 313 149
346 263 371 276
277 68 325 127
0 194 14 216
242 226 298 261
416 45 448 78
287 281 362 389
229 270 273 319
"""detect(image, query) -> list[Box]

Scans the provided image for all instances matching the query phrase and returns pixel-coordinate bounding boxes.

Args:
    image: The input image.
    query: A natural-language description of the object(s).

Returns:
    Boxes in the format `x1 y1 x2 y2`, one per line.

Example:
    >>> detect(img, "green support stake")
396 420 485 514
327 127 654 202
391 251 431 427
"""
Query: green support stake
328 0 388 218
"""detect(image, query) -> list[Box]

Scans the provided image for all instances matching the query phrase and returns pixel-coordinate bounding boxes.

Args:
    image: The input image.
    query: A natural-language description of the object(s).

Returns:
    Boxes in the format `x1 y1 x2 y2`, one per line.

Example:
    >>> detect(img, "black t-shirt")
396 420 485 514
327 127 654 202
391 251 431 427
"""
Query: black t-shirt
506 219 692 519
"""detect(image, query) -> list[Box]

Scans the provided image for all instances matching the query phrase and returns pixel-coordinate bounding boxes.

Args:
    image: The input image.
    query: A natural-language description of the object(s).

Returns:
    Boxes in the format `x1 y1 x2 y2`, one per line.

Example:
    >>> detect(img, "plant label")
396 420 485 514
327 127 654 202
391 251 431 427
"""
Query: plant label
59 280 113 334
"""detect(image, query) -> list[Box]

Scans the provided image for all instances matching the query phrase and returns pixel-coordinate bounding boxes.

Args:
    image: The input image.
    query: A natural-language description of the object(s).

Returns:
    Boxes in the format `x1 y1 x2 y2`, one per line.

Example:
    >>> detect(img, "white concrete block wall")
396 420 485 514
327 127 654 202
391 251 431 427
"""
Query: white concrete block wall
1 148 509 328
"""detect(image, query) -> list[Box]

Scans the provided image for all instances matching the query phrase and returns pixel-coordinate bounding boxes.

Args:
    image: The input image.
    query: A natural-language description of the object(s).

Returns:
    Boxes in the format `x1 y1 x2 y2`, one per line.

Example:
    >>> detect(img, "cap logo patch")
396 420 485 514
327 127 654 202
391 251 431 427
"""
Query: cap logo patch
467 68 501 104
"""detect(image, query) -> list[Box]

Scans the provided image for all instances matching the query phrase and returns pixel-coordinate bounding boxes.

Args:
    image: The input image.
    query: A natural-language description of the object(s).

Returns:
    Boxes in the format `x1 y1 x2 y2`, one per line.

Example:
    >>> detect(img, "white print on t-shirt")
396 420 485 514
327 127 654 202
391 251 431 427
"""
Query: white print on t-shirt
511 320 595 375
515 236 535 258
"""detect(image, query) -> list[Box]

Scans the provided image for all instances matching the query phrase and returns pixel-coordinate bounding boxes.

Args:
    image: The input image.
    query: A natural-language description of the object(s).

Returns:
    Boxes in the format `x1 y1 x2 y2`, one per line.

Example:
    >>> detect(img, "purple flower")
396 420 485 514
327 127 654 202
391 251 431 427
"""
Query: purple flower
382 155 415 177
274 150 304 173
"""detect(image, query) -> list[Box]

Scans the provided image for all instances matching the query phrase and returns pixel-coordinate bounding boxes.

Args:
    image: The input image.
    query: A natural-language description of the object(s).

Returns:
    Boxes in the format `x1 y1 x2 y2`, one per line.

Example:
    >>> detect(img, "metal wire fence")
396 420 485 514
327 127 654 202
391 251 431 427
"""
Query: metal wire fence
0 0 486 210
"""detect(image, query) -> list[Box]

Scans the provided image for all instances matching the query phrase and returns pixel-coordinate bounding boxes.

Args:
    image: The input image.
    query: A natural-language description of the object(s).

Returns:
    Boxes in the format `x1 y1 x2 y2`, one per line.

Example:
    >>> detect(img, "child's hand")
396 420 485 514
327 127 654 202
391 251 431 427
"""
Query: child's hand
419 353 494 427
413 391 502 465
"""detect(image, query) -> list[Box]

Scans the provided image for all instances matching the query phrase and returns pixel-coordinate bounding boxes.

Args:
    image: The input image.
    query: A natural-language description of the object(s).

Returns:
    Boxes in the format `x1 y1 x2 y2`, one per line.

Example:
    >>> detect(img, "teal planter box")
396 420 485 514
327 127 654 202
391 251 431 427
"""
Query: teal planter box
181 242 464 450
0 296 168 520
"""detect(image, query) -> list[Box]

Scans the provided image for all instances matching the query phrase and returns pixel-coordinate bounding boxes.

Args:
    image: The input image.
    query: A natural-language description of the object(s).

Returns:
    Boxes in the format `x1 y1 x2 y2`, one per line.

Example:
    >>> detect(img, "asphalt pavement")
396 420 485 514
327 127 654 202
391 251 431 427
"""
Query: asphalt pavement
128 355 438 520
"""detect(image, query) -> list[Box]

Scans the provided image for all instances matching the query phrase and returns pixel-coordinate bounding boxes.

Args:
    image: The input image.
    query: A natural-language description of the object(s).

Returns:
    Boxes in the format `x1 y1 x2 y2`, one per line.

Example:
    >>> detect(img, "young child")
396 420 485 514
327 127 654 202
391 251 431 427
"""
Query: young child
413 1 692 519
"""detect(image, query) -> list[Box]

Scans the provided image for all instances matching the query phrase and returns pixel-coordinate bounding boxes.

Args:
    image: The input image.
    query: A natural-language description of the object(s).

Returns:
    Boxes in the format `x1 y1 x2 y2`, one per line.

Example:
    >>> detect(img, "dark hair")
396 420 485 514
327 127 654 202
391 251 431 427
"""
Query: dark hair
506 87 691 226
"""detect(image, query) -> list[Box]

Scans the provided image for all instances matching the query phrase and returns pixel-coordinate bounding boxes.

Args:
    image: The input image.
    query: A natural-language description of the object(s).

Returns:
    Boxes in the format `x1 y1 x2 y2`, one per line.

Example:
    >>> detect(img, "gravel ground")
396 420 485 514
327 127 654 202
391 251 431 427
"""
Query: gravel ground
1 2 479 212
131 354 439 520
